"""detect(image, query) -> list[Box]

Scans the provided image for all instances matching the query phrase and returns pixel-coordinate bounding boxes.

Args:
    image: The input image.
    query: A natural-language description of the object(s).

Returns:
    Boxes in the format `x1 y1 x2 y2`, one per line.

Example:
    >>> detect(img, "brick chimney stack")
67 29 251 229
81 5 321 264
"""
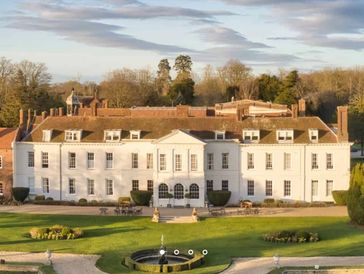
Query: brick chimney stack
337 106 348 142
50 108 55 116
291 104 298 119
58 107 63 116
19 109 24 126
298 98 306 117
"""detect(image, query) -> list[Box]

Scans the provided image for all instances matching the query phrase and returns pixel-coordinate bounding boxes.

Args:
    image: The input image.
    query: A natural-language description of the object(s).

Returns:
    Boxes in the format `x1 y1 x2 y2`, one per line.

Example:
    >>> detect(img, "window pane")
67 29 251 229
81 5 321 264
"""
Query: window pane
284 180 291 196
132 153 138 169
147 180 153 193
147 153 153 169
265 180 272 196
175 154 182 171
222 153 229 169
326 180 333 196
174 184 184 199
247 180 254 196
206 180 213 192
159 154 166 171
158 184 168 198
207 153 214 170
191 154 197 171
132 180 139 191
222 180 229 191
189 184 199 199
312 180 318 196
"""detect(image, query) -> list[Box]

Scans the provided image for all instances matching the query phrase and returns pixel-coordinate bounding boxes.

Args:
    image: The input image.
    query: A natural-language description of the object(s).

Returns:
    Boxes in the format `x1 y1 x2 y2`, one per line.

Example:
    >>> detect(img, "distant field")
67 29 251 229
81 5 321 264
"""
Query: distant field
1 213 364 274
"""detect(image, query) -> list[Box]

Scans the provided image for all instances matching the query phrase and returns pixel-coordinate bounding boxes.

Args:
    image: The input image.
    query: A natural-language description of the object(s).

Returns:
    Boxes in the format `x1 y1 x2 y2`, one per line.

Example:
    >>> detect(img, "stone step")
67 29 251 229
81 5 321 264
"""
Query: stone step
158 216 196 224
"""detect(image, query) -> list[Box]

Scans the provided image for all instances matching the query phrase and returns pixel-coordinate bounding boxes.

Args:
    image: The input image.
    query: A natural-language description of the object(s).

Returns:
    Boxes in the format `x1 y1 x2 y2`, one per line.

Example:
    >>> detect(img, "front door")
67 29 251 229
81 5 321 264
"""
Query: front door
173 184 185 207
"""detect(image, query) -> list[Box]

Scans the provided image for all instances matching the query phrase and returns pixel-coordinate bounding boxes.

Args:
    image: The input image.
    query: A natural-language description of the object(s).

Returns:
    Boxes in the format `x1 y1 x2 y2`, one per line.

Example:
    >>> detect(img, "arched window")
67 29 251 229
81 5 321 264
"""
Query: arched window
158 183 168 199
189 184 199 199
174 184 184 199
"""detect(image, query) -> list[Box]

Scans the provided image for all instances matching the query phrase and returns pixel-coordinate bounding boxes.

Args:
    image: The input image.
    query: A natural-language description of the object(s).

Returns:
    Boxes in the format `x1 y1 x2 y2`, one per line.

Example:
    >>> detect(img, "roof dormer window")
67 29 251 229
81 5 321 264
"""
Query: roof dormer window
130 130 141 140
65 130 82 142
276 129 294 143
104 130 121 142
309 129 319 143
243 129 260 143
42 130 52 142
215 130 225 140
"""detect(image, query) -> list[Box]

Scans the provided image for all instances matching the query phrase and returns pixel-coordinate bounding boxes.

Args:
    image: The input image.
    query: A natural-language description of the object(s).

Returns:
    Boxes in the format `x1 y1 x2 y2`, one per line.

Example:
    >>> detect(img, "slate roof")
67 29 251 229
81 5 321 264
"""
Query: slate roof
22 115 339 144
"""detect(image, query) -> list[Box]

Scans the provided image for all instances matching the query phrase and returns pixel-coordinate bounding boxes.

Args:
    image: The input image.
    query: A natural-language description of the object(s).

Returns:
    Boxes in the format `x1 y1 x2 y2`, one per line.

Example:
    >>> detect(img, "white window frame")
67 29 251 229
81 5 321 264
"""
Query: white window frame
132 153 138 169
247 153 254 169
222 153 229 169
311 180 318 197
130 130 141 140
326 153 333 169
41 152 49 168
65 130 82 142
147 180 153 192
132 180 139 191
284 180 291 197
326 180 333 196
243 130 260 143
104 130 121 142
222 180 229 191
284 153 291 170
42 177 49 194
206 180 213 192
87 179 95 195
265 180 273 196
276 129 294 143
175 154 182 171
28 151 34 168
207 153 214 170
42 130 52 142
215 130 225 140
28 177 35 194
265 153 273 170
247 180 254 196
69 178 76 194
87 152 95 169
311 153 318 169
146 153 153 169
191 154 198 171
68 152 76 169
106 179 113 195
106 152 113 169
159 154 166 171
309 129 319 143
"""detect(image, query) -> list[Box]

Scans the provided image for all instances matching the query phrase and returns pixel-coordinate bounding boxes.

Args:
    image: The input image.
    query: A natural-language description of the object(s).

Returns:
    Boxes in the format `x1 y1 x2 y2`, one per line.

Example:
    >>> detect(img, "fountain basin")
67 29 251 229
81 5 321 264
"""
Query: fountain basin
124 249 204 273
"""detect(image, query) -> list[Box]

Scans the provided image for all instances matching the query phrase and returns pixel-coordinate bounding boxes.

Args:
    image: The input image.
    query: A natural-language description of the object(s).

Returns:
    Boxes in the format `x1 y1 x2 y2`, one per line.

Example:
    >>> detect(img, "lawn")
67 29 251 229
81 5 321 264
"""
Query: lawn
0 214 364 274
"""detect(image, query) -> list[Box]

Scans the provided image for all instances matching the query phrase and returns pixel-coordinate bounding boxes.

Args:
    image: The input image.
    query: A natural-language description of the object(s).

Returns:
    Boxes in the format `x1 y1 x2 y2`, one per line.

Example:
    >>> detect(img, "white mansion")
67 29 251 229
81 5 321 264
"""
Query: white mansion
13 94 351 207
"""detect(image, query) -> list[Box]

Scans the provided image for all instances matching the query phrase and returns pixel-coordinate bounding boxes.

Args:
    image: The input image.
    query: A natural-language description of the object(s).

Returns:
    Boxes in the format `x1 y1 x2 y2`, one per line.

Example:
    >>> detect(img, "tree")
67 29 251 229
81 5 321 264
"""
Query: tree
258 74 282 102
0 89 21 127
274 70 300 106
170 78 195 105
217 59 251 101
238 77 259 100
349 110 364 156
194 65 224 105
347 163 364 225
174 55 192 81
156 59 171 96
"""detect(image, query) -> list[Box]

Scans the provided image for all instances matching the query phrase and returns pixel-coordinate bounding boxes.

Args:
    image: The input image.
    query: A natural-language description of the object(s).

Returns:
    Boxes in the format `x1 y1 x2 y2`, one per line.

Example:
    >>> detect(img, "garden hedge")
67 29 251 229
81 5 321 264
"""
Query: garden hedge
29 225 83 240
347 163 364 225
207 191 231 206
130 191 152 206
332 190 348 205
263 230 320 243
12 187 30 202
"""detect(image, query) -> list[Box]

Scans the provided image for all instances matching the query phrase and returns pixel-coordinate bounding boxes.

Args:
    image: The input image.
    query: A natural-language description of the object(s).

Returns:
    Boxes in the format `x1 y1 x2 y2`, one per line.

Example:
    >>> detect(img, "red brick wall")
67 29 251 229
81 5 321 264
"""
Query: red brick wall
0 148 13 199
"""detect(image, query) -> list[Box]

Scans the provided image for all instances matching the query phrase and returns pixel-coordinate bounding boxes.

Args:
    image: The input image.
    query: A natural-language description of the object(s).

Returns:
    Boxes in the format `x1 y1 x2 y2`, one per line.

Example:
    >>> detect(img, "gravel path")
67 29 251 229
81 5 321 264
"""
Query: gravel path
0 204 348 217
222 256 364 274
0 251 106 274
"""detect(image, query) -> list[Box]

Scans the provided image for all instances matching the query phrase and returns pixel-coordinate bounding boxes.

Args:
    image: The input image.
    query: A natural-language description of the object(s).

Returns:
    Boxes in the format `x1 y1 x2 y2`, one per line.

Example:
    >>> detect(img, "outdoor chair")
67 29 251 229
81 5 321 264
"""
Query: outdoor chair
99 207 108 215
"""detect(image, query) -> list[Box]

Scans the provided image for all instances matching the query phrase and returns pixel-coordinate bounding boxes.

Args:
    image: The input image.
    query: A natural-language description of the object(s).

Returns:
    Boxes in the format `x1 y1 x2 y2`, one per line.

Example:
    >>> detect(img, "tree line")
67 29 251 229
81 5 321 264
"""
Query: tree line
0 55 363 150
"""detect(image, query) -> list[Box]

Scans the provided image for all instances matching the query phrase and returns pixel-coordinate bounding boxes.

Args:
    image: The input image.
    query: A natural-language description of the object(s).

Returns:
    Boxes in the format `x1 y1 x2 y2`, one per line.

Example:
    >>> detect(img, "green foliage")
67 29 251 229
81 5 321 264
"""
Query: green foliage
263 198 275 204
174 55 192 80
207 191 231 206
12 187 29 202
258 74 282 102
34 195 45 201
263 230 320 243
118 197 131 205
130 191 152 206
347 163 364 225
170 78 195 104
28 225 83 240
332 190 348 205
78 198 87 205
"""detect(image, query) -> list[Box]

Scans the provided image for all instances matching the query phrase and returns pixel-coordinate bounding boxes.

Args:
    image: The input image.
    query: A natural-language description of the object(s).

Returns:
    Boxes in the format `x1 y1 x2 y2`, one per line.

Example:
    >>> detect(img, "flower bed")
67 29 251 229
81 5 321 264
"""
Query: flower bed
263 230 319 243
29 225 83 240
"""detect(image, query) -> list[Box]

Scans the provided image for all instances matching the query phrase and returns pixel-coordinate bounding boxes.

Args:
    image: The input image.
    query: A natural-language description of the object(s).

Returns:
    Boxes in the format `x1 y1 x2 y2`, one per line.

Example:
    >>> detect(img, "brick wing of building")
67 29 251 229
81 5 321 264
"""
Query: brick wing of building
12 92 351 207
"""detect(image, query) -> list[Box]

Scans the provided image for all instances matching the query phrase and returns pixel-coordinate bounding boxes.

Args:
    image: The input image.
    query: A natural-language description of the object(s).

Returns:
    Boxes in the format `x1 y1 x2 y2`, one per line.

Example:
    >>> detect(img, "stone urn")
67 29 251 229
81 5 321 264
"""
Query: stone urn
191 208 199 222
152 207 160 223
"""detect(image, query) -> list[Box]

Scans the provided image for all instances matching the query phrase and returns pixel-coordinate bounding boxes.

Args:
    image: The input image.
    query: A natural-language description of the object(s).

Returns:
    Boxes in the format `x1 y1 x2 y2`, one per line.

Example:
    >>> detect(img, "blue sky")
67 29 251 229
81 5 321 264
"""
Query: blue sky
0 0 363 82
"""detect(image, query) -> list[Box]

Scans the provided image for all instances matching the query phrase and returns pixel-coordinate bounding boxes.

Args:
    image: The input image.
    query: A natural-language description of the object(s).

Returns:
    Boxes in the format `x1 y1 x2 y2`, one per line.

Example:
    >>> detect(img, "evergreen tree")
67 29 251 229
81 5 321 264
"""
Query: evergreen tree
347 163 364 225
156 59 171 96
258 74 282 102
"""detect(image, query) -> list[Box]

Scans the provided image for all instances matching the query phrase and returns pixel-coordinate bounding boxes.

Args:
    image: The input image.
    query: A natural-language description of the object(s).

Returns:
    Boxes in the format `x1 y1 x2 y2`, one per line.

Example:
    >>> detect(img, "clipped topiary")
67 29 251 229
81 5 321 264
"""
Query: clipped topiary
347 163 364 225
207 191 231 206
332 190 348 205
130 191 152 206
78 198 87 205
12 187 30 202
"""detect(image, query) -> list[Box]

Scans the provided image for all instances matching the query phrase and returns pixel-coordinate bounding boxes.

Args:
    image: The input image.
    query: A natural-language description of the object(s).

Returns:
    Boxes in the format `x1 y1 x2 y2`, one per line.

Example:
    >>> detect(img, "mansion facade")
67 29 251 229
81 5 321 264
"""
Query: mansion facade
10 95 351 207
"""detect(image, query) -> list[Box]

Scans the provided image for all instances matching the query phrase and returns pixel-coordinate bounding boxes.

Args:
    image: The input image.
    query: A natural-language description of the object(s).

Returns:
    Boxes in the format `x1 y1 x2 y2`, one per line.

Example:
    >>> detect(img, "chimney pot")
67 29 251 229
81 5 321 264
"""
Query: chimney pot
19 109 24 126
50 108 55 117
337 106 348 142
298 99 306 117
291 104 298 119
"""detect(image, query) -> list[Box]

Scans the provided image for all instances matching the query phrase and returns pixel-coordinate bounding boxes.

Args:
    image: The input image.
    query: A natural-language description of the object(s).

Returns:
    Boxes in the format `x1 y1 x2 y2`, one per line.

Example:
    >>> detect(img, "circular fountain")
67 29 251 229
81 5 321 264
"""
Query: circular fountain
124 235 204 272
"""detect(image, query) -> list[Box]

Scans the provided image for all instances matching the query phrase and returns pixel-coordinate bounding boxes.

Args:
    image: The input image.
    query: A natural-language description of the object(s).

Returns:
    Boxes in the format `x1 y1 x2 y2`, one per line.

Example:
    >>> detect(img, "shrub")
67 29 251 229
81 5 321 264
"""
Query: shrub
263 198 275 204
347 163 364 225
332 190 348 205
28 225 83 240
46 197 53 201
90 200 98 205
34 195 45 201
207 191 231 206
118 197 131 205
130 191 152 206
78 198 87 205
263 230 319 243
12 187 30 202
